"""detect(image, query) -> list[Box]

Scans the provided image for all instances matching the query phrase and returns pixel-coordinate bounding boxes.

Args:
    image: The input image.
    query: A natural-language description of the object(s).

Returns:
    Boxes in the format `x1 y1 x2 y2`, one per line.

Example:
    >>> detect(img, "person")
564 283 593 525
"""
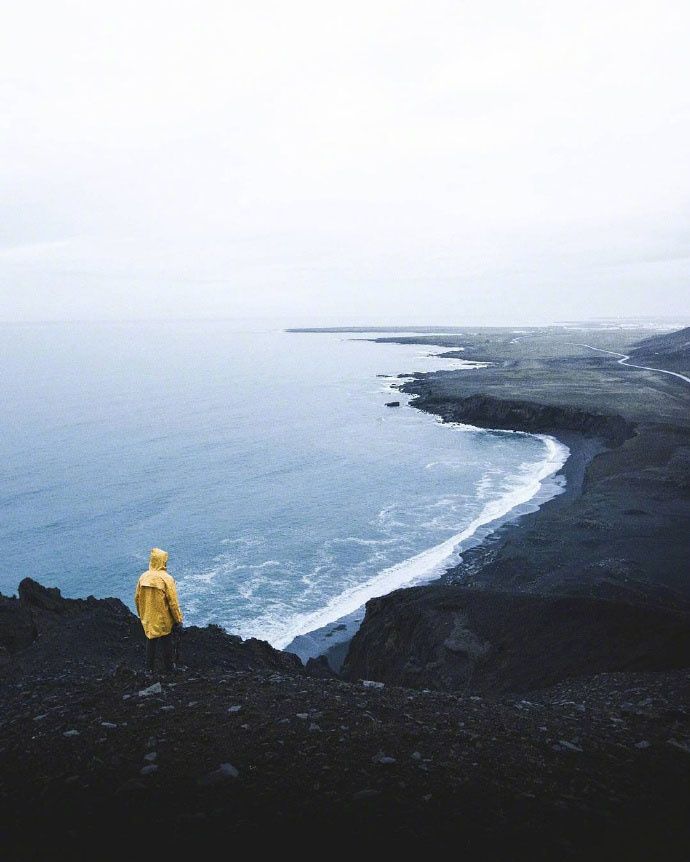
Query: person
134 547 183 675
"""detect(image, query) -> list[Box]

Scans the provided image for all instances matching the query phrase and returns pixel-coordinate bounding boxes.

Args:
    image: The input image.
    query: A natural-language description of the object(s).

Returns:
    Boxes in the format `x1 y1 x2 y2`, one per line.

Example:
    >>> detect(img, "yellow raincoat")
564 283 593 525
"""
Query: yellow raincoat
134 548 183 639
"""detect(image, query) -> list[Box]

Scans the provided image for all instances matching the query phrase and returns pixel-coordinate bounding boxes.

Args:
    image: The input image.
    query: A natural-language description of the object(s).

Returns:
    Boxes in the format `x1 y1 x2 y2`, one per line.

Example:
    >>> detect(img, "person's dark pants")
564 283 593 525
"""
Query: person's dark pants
146 633 173 673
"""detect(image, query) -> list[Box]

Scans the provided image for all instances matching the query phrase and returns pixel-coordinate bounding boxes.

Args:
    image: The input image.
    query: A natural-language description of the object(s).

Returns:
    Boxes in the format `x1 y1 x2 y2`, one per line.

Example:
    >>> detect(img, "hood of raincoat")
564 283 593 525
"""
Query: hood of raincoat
137 548 170 590
148 548 169 571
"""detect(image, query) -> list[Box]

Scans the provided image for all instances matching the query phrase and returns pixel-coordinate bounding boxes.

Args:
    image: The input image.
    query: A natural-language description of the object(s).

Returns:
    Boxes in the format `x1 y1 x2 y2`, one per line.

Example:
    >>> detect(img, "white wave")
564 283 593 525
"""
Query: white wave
265 432 569 649
474 468 502 498
219 535 265 547
186 569 219 585
425 459 473 472
329 535 398 547
236 582 259 600
180 555 284 600
434 418 492 433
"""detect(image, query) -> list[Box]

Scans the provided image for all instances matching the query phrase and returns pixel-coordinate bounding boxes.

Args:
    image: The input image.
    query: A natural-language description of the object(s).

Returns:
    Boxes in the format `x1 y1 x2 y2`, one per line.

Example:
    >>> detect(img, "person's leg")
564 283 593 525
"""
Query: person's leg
171 625 181 668
146 637 156 672
160 633 173 672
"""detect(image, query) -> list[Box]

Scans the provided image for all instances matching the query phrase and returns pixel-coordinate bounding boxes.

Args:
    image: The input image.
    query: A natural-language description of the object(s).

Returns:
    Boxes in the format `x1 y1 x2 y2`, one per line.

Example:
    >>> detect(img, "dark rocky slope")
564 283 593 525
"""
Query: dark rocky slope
628 326 690 375
342 585 690 693
2 581 690 861
409 391 635 446
0 578 302 680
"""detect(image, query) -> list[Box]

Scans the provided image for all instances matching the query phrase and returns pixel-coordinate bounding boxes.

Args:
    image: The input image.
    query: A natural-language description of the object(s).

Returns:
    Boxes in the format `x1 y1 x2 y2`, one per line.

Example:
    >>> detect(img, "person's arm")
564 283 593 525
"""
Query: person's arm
134 580 142 617
165 576 183 625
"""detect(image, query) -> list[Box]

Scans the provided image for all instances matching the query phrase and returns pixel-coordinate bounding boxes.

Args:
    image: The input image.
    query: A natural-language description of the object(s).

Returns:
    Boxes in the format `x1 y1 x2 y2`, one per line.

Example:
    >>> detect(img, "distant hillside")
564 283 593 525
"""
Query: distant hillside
629 326 690 375
285 326 474 333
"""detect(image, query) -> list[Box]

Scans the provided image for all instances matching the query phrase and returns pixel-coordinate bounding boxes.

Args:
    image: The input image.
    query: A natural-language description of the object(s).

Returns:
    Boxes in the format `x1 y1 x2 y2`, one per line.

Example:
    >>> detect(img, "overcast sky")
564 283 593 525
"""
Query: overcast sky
1 0 688 325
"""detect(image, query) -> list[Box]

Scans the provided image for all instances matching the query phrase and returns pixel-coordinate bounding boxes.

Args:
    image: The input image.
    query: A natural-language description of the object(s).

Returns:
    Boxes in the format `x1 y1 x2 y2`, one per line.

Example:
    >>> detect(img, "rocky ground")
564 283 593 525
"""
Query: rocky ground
3 656 690 860
2 580 690 861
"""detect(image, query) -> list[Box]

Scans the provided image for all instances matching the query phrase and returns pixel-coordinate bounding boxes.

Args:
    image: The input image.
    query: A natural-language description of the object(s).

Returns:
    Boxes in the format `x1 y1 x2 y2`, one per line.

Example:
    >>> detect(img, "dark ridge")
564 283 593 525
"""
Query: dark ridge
2 579 690 860
341 585 690 694
285 326 480 333
406 391 635 447
628 326 690 374
0 578 302 680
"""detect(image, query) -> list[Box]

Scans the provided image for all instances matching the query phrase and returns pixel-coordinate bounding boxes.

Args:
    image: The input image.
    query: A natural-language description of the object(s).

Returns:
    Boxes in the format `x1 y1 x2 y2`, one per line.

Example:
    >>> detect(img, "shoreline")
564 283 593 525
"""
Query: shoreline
287 420 576 669
317 427 603 672
283 324 688 666
440 428 606 583
286 340 607 669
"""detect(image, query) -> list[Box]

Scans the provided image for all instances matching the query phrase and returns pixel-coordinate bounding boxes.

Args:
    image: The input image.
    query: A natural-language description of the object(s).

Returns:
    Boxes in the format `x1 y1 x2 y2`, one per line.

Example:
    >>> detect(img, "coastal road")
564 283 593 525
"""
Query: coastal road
573 343 690 387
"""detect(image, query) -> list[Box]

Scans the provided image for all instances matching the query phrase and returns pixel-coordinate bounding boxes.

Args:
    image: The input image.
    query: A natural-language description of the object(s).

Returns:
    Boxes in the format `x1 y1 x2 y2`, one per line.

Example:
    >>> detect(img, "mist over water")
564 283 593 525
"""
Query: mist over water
0 321 567 653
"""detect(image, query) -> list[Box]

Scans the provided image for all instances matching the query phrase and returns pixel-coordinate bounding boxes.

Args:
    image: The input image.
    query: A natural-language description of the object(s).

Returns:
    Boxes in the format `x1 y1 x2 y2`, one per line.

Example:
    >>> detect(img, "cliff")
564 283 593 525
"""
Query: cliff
2 579 690 861
341 584 690 693
0 578 302 680
407 391 635 446
336 324 690 746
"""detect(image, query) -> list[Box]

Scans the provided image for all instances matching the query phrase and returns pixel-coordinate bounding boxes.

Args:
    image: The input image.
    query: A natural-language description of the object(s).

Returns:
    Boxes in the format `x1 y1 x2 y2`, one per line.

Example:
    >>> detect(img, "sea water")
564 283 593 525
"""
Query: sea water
0 320 568 659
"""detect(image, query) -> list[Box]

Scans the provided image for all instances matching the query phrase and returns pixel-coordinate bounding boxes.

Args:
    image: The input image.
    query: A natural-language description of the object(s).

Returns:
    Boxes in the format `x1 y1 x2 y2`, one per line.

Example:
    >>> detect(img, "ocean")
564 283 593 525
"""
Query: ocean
0 320 568 660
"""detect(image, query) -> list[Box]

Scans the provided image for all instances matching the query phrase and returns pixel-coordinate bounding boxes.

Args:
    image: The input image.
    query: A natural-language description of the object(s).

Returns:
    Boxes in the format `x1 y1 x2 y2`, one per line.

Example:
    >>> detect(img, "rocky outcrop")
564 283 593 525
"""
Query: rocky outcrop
341 585 690 694
304 654 339 677
0 578 302 679
407 392 635 446
2 580 690 859
0 594 36 660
